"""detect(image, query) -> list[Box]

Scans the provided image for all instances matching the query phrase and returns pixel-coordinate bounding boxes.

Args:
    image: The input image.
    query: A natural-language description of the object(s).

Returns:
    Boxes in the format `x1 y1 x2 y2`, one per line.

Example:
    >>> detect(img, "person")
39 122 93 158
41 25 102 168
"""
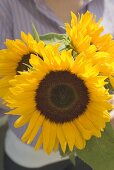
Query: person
0 0 114 170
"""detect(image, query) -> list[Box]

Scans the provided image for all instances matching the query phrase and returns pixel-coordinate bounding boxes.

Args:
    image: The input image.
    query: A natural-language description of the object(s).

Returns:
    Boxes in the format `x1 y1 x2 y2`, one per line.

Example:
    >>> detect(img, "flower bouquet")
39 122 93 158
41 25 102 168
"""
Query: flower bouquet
0 11 114 170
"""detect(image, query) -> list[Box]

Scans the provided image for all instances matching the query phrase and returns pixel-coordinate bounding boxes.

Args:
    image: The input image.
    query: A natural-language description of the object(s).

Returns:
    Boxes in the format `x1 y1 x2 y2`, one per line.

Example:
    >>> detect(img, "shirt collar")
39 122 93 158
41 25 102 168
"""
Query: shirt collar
34 0 64 27
79 0 93 10
34 0 93 27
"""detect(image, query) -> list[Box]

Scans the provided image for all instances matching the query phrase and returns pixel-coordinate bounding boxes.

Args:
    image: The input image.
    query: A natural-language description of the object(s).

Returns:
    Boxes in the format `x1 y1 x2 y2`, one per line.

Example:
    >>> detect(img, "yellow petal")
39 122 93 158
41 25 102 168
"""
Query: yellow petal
62 122 76 151
78 114 101 137
21 111 40 142
74 119 92 140
42 119 51 152
14 114 32 128
46 123 57 155
53 138 59 152
35 132 43 150
27 114 45 144
72 122 85 150
57 125 66 153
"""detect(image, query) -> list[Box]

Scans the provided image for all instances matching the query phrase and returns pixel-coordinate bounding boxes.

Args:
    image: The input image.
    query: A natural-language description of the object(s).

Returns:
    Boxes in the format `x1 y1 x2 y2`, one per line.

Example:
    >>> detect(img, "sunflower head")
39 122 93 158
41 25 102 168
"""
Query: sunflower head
65 11 114 88
0 32 45 98
66 11 114 56
6 44 112 154
65 11 110 52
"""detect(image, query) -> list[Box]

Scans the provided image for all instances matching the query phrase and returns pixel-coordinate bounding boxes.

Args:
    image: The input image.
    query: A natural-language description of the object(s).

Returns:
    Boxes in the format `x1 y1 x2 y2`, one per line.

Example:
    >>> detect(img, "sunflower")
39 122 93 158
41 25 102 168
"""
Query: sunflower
0 32 45 98
66 11 114 54
5 44 112 155
65 11 114 86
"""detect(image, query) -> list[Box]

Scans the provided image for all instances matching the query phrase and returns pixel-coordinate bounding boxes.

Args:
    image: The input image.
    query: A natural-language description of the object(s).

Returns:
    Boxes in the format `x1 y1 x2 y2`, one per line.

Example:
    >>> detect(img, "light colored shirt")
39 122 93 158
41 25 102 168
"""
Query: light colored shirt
5 129 68 168
0 0 64 49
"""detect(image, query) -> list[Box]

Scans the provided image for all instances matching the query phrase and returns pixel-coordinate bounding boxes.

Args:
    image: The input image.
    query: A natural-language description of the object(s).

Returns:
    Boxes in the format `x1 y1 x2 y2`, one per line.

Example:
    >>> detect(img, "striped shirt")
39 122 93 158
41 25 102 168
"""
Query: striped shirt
0 0 114 141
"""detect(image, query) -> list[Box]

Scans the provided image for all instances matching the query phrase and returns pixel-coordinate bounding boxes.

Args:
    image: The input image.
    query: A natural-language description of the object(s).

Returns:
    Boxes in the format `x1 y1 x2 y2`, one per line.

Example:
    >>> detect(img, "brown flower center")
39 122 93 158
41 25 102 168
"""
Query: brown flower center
16 53 43 75
35 71 90 123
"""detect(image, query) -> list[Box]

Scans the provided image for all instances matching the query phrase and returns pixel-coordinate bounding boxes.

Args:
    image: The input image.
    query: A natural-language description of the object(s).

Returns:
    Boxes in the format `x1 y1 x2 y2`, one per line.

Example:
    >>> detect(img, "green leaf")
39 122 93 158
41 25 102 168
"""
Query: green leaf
59 145 76 166
105 79 114 94
40 33 68 52
59 145 71 157
32 24 40 42
76 123 114 170
72 50 78 60
40 33 75 53
69 153 76 166
40 33 66 44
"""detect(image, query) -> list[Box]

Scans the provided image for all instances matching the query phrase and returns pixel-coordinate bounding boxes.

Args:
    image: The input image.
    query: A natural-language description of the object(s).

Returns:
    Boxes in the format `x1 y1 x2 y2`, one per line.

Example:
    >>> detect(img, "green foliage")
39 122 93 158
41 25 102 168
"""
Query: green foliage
32 24 40 42
40 33 66 44
76 123 114 170
59 123 114 170
69 153 76 166
32 26 78 60
59 145 76 166
105 79 114 94
40 33 78 60
40 33 67 51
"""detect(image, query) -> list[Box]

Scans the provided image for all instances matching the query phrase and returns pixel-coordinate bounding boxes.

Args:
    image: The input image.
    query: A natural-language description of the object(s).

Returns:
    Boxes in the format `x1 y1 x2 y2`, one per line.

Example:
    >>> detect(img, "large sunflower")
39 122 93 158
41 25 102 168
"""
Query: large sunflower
0 32 45 98
66 11 114 54
6 45 112 154
66 11 114 86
